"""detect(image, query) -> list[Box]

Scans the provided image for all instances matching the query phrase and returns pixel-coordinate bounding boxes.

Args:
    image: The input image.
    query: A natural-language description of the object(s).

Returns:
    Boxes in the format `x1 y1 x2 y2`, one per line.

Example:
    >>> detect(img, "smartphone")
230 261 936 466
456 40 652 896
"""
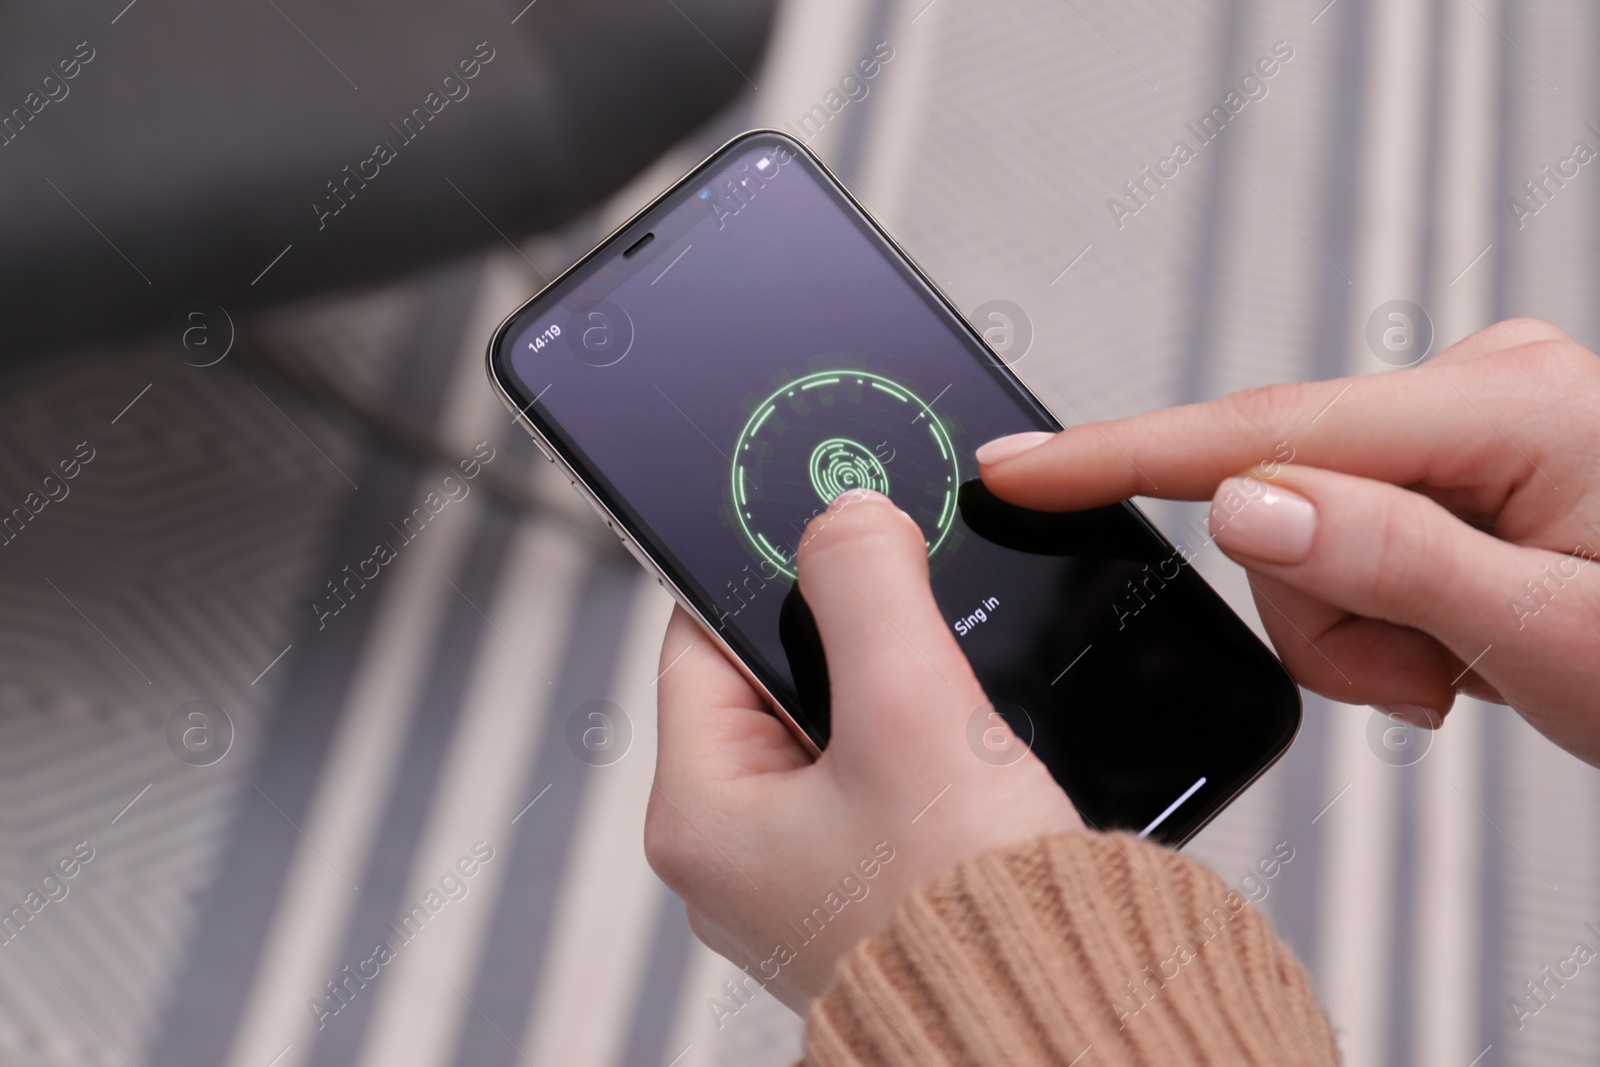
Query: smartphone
487 130 1300 845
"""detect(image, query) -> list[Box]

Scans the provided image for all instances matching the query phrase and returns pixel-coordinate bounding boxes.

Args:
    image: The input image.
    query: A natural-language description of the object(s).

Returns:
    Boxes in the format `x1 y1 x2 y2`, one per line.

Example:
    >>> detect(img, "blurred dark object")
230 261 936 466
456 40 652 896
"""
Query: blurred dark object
0 0 775 359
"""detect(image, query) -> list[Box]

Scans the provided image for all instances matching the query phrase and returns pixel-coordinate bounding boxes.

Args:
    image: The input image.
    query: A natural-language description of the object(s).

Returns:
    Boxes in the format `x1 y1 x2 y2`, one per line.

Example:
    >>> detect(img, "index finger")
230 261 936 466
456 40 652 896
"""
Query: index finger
978 363 1520 512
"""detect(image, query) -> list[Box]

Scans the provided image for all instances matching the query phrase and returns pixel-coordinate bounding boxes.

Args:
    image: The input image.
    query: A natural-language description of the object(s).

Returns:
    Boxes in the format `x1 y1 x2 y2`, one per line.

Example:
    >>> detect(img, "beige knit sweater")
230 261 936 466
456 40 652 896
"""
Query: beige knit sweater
804 832 1339 1065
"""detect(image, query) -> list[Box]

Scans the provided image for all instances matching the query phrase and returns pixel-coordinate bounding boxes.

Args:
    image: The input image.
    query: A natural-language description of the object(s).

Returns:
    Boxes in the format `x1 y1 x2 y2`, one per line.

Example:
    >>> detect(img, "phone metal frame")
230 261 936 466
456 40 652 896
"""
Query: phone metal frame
485 129 1299 845
486 133 838 758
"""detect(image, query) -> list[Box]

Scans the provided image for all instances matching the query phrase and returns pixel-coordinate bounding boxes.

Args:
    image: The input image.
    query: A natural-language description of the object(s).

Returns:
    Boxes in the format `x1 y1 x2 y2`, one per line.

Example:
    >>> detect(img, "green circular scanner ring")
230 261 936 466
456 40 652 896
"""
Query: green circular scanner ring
731 370 959 579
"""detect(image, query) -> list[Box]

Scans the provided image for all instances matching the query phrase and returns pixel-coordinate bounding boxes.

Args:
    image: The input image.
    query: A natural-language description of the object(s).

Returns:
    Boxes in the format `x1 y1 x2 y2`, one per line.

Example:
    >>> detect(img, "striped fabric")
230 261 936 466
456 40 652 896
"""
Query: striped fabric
0 2 1595 1066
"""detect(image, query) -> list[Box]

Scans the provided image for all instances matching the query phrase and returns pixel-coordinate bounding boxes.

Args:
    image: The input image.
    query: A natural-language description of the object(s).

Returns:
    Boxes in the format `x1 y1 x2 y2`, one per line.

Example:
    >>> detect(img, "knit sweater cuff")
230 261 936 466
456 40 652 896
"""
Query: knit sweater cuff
803 832 1338 1066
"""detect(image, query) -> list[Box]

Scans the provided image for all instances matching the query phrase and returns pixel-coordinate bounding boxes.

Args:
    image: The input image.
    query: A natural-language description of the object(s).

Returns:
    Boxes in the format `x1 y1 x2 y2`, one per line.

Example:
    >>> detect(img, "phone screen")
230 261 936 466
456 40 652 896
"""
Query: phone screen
491 132 1299 843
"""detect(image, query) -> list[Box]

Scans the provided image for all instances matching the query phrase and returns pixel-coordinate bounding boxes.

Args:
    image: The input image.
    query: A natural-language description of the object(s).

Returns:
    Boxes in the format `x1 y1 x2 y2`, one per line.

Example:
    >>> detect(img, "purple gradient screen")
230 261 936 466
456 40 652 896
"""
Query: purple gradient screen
507 143 1053 695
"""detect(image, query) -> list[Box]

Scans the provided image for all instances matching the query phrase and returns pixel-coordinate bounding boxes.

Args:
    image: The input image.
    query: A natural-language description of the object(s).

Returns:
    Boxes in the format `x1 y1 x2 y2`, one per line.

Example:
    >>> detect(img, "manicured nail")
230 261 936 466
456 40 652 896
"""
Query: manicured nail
975 431 1054 466
1211 477 1317 564
1375 703 1442 729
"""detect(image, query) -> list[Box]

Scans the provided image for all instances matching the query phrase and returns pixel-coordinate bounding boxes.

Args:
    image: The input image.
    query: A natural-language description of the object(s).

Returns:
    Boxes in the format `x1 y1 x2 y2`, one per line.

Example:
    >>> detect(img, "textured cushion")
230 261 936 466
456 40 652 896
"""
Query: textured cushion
0 0 774 357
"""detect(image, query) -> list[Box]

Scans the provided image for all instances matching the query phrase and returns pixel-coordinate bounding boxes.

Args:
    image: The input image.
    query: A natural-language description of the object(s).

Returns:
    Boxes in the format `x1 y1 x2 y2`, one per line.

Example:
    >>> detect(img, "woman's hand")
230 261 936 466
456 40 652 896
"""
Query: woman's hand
644 490 1082 1011
978 318 1600 764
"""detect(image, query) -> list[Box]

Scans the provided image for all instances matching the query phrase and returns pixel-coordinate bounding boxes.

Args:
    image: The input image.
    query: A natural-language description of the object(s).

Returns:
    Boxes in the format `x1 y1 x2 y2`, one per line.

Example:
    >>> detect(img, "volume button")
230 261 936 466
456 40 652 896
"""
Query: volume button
619 536 649 567
619 536 665 587
570 481 614 529
502 393 556 462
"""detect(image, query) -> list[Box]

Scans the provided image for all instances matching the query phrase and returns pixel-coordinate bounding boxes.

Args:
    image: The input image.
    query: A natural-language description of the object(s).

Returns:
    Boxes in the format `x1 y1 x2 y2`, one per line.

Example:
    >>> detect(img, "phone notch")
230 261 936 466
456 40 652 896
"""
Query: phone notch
622 232 655 259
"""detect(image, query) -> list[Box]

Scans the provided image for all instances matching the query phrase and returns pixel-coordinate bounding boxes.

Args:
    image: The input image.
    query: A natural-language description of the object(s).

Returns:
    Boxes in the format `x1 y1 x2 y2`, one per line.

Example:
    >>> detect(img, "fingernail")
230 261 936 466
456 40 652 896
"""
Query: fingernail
975 431 1054 466
1211 477 1317 564
1375 703 1441 729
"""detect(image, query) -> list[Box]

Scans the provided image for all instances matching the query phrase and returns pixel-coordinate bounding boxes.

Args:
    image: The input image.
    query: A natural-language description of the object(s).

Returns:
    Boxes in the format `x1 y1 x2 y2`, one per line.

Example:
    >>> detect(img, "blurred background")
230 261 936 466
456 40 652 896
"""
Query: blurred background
1 0 1597 1064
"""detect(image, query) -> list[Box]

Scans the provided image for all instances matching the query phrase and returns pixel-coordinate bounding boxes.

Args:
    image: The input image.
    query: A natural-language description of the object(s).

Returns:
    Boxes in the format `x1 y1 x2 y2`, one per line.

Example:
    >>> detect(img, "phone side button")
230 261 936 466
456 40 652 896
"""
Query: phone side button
570 481 614 529
499 394 555 461
618 535 663 585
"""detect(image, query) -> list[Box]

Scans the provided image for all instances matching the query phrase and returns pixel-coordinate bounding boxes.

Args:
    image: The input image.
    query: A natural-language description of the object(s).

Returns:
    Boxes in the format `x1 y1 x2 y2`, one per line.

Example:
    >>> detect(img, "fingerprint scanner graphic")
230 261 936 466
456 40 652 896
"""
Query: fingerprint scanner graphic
808 438 890 504
730 370 958 578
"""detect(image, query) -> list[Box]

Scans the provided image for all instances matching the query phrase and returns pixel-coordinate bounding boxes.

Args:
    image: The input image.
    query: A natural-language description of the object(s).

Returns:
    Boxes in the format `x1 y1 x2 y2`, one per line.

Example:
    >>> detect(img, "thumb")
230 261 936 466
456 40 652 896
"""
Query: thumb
1209 466 1599 737
793 489 983 750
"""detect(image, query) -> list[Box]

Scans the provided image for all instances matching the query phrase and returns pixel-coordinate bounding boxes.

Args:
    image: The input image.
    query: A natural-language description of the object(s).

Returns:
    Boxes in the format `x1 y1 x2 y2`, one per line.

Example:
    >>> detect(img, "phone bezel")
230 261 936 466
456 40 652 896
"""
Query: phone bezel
485 129 1300 846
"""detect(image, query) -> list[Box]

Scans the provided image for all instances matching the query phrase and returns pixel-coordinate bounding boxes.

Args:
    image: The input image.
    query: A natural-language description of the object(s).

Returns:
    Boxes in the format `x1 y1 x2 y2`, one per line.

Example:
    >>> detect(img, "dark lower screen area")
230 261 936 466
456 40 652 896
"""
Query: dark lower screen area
780 483 1300 842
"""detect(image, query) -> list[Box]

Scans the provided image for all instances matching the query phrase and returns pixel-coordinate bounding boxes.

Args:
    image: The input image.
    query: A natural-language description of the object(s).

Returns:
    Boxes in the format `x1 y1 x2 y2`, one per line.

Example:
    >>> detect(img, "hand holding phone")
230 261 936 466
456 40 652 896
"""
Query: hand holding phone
489 131 1301 842
647 489 1082 1011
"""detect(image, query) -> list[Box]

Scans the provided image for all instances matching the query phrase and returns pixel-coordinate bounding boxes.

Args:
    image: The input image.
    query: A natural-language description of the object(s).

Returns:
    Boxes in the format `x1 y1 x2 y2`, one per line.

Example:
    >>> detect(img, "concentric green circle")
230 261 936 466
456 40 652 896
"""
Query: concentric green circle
730 370 959 578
